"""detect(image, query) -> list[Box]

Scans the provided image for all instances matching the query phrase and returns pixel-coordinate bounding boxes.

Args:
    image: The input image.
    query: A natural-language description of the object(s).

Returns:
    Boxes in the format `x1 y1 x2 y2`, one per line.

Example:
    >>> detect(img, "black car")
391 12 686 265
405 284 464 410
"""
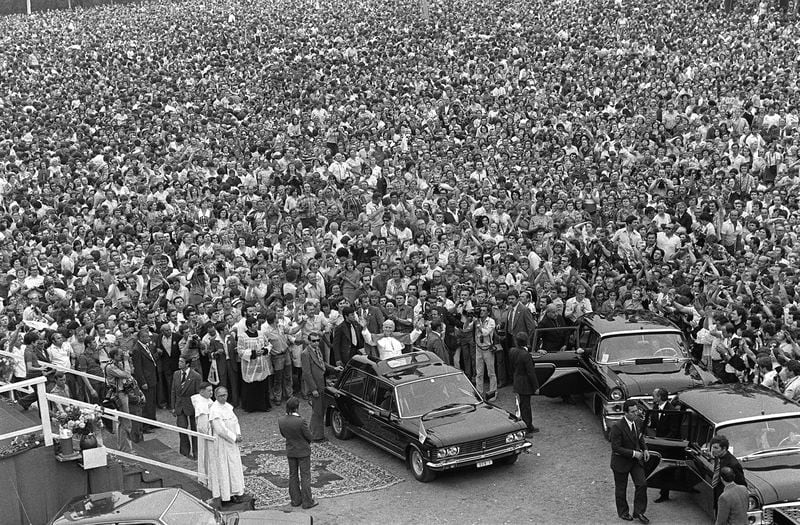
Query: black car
324 351 531 482
48 488 312 525
642 384 800 525
531 310 717 437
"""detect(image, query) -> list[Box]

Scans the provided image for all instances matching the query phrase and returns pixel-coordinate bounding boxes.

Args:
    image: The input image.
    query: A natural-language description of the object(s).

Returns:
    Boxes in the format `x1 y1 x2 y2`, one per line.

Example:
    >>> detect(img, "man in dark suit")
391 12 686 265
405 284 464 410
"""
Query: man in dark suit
277 397 317 510
155 323 181 409
647 388 681 503
610 399 650 524
131 328 159 434
710 435 746 514
505 291 537 348
172 357 201 458
331 306 365 366
425 320 451 365
508 331 539 436
302 332 340 441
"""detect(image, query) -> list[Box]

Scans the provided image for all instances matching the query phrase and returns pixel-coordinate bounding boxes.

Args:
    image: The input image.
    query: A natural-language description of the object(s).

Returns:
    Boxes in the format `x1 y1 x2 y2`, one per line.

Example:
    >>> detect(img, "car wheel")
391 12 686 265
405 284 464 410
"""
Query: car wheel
498 453 519 466
408 446 436 482
330 408 352 440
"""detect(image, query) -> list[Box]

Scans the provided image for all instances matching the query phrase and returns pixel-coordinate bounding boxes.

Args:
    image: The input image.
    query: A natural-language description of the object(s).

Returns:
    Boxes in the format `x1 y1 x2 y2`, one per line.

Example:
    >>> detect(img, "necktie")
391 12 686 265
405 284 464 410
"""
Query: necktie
510 306 516 330
182 371 188 383
711 459 721 488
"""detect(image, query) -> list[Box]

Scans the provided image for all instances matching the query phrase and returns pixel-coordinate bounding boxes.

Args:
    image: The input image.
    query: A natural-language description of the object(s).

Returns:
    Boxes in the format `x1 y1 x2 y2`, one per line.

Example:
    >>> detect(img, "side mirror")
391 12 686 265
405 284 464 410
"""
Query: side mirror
368 408 391 420
576 347 585 355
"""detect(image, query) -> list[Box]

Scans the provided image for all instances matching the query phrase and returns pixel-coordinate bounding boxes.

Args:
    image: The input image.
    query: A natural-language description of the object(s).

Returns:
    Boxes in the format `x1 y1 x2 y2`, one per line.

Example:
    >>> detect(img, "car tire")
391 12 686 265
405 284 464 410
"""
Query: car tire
407 446 436 482
498 453 519 466
330 408 352 440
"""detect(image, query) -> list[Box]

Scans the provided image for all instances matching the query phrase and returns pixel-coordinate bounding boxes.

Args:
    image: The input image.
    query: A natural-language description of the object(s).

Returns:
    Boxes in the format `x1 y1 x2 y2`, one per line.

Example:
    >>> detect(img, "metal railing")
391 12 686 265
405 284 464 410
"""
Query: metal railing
0 351 215 484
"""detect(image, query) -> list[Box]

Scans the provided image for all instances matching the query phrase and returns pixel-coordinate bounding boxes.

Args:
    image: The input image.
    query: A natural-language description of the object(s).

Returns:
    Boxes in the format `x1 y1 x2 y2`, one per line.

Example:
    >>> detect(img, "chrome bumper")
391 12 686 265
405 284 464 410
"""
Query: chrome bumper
426 441 531 470
752 501 800 525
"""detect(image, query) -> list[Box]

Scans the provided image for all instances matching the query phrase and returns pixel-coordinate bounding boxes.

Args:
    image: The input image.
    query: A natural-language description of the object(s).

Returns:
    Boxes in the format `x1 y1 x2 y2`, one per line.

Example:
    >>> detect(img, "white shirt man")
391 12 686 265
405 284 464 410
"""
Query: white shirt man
564 288 593 323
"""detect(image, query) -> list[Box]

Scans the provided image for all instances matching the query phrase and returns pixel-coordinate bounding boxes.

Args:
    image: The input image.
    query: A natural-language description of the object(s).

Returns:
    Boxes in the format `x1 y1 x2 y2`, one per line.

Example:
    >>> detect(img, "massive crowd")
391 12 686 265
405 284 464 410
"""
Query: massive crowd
1 0 800 458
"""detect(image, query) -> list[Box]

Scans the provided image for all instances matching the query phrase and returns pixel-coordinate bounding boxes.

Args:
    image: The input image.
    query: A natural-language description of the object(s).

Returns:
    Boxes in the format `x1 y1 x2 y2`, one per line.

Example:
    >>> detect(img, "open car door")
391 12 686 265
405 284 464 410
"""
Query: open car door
641 407 703 493
531 326 594 398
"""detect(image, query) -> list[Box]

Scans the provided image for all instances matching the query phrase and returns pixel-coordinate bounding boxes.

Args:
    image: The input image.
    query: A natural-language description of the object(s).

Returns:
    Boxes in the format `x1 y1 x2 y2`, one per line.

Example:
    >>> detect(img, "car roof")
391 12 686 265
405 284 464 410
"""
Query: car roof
348 351 457 385
50 488 181 524
679 383 800 425
581 310 681 336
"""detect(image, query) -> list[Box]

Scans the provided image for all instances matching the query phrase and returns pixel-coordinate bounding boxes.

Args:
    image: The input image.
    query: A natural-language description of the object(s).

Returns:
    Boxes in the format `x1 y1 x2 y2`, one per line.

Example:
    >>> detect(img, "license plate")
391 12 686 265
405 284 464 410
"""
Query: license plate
476 460 493 468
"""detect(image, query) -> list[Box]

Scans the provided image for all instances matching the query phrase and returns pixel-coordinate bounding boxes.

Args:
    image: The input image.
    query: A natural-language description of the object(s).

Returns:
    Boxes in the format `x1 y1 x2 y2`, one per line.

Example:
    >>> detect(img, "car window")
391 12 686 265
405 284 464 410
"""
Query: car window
341 369 366 398
162 491 218 525
597 332 685 363
373 382 397 414
691 415 714 449
362 375 377 403
395 373 482 418
717 417 800 458
579 328 600 359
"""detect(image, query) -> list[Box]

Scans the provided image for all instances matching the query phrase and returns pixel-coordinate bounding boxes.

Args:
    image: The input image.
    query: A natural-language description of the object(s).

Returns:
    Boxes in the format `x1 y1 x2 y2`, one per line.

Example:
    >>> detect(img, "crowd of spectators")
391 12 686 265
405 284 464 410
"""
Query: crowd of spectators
1 0 800 443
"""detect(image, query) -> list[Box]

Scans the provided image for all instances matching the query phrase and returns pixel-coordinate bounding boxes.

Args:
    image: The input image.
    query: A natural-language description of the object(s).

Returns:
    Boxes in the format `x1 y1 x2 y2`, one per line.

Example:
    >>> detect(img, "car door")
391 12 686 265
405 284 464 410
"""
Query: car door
365 381 404 457
532 324 594 398
334 369 371 434
645 406 713 505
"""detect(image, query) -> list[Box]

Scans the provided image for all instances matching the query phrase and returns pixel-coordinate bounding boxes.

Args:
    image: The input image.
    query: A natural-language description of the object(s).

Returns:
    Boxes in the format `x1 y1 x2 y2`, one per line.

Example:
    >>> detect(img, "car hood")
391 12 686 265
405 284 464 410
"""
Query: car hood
228 509 312 525
414 404 526 447
742 454 800 505
606 362 705 398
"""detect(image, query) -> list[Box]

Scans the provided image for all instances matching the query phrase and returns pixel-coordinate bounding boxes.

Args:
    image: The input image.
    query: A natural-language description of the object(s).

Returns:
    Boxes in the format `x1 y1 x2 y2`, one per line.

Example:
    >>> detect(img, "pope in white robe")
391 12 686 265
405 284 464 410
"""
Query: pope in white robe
209 387 245 504
361 319 423 359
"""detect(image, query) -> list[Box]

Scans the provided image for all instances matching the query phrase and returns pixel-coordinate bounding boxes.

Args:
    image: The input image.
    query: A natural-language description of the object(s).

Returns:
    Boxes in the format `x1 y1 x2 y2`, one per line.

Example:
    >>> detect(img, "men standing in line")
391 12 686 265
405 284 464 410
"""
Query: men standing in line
508 331 539 436
132 327 159 434
172 357 201 459
610 399 650 524
278 396 318 510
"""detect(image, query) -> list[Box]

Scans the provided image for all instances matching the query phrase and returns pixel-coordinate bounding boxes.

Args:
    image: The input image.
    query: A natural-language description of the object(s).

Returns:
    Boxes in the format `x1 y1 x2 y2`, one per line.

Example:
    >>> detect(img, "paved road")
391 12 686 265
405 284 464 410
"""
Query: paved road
151 387 710 524
297 388 711 525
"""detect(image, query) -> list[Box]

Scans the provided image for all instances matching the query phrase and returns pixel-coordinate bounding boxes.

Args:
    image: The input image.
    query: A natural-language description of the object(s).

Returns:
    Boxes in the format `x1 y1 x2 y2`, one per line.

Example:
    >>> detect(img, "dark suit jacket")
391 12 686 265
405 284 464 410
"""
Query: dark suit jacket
506 305 537 346
278 414 312 458
331 321 365 364
508 346 539 395
610 417 648 473
131 341 159 390
301 346 329 395
171 368 201 416
713 451 747 503
155 335 181 376
426 331 451 365
647 401 681 439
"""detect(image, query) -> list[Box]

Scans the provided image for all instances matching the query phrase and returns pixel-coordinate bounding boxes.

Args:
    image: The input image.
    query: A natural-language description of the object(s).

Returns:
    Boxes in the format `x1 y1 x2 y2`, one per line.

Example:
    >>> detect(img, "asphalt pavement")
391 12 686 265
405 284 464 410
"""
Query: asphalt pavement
150 387 711 524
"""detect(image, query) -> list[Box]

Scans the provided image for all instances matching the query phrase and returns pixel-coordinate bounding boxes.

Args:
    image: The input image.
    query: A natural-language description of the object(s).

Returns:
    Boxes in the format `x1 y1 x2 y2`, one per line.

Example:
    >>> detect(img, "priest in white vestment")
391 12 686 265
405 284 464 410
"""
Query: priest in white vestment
361 319 423 359
209 386 245 505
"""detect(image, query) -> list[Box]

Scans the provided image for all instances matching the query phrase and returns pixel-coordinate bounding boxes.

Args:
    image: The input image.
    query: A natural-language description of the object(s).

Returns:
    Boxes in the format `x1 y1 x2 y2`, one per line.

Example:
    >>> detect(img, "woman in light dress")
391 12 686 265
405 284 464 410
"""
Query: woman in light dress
190 382 214 486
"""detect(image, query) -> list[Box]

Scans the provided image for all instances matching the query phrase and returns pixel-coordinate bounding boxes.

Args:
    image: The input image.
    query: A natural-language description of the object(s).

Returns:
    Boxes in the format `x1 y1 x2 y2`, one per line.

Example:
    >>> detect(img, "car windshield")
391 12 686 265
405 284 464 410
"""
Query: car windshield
395 373 482 418
162 491 220 525
597 332 686 363
720 417 800 459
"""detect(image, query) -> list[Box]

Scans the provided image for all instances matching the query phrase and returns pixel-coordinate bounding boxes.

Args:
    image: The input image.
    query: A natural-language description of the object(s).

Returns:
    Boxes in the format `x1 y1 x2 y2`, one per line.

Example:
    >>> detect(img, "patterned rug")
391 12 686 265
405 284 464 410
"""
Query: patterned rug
240 436 403 508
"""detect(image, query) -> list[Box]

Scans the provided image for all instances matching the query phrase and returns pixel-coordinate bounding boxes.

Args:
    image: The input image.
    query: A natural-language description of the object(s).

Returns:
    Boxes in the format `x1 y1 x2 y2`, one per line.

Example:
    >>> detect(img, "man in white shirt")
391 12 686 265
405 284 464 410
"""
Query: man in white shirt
783 360 800 403
656 223 682 261
464 304 497 400
564 286 593 323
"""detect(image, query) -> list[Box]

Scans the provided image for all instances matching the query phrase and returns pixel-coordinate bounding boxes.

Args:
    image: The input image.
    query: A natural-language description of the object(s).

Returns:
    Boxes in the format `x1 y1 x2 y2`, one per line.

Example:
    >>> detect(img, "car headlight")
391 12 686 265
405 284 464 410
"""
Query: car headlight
435 446 460 458
747 494 760 511
610 388 625 401
506 431 525 443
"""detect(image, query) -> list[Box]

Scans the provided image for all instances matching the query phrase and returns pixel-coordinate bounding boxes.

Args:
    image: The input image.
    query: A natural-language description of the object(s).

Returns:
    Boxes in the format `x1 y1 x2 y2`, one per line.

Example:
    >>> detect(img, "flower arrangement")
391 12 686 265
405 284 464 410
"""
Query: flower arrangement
0 354 15 383
55 405 103 437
